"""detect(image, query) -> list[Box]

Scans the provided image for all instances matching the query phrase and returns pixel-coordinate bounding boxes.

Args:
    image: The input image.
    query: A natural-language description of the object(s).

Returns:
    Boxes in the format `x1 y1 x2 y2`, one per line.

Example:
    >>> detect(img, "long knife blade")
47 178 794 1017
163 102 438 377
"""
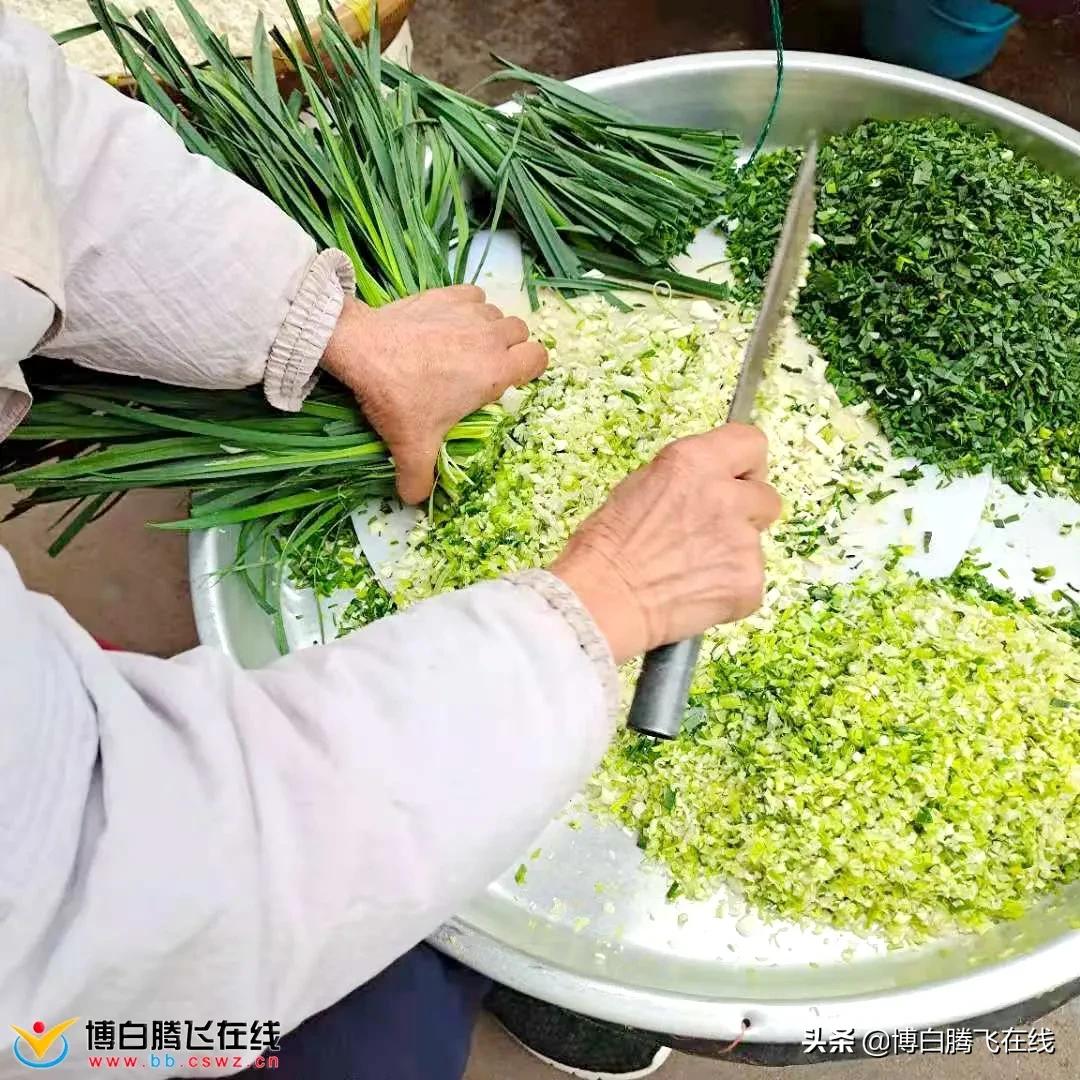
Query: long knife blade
626 140 819 741
728 140 819 422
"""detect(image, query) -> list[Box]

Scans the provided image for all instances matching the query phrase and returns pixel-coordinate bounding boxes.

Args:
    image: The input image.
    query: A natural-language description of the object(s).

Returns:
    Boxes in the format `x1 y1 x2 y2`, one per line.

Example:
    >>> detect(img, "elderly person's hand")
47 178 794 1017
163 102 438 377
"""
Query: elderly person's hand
321 286 548 504
554 424 781 663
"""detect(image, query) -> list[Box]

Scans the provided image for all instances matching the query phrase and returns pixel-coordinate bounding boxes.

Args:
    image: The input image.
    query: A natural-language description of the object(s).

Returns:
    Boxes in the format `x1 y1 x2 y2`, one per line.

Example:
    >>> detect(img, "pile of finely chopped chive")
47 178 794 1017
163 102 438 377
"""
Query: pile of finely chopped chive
725 117 1080 500
593 565 1080 946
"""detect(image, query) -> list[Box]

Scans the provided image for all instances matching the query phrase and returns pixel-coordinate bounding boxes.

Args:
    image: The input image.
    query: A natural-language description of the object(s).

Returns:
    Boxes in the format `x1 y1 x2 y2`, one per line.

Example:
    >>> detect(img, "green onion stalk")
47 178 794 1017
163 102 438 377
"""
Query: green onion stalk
0 372 505 646
1 375 504 537
5 0 502 566
381 60 740 300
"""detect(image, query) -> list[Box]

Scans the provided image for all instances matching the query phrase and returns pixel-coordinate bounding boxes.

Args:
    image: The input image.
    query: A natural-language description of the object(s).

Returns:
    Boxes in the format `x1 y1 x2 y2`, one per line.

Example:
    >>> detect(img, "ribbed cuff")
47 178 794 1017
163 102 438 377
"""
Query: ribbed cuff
0 388 30 443
508 569 621 726
0 276 61 439
264 248 357 411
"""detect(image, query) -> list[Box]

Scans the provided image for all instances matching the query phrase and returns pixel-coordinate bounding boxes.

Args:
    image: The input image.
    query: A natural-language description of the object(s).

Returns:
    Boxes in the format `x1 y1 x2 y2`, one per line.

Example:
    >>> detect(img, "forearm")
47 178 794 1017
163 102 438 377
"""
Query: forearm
2 11 350 409
0 549 615 1070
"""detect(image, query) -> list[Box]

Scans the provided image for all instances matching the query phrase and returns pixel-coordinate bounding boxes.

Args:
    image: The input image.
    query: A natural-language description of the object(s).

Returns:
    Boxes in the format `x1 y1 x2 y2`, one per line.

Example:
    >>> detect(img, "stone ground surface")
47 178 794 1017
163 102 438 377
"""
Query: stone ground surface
4 1 1080 1077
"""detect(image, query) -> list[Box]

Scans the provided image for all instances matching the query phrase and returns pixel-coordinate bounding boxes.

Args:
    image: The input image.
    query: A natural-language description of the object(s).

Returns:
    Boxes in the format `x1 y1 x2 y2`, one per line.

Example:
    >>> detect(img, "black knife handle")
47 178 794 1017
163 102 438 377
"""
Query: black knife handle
626 635 703 740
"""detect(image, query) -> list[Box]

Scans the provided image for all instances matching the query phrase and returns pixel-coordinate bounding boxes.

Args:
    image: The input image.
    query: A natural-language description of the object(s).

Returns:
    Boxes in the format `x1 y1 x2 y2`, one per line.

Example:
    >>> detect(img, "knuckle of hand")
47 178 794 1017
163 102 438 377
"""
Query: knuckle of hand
734 421 767 447
655 441 681 467
655 446 689 483
726 421 768 458
660 437 699 470
480 323 503 347
747 481 781 521
454 330 480 354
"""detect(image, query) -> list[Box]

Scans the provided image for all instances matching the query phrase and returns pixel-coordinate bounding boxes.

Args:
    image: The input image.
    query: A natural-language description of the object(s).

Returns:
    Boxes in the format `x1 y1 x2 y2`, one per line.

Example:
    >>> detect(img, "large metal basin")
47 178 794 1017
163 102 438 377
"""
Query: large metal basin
190 51 1080 1044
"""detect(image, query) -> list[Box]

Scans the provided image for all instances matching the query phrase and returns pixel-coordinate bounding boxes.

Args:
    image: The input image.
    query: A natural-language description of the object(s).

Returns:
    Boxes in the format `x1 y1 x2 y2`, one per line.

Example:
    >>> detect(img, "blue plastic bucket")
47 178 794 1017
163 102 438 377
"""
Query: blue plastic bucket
862 0 1020 79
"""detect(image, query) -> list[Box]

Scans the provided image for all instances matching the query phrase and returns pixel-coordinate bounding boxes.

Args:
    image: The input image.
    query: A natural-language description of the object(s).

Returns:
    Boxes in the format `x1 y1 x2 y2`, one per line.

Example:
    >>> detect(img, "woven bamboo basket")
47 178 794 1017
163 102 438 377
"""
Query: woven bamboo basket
104 0 415 92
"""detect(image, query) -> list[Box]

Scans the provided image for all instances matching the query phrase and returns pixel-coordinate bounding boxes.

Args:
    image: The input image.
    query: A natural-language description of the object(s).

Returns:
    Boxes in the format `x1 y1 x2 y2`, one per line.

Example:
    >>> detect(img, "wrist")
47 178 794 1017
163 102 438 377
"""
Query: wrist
319 296 372 387
551 546 647 665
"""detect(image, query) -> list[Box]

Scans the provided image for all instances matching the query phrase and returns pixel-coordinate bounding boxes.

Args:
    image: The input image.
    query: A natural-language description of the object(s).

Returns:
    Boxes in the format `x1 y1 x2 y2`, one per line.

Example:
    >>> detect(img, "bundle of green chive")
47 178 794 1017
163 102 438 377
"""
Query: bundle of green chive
4 0 506 571
2 0 752 581
380 61 740 304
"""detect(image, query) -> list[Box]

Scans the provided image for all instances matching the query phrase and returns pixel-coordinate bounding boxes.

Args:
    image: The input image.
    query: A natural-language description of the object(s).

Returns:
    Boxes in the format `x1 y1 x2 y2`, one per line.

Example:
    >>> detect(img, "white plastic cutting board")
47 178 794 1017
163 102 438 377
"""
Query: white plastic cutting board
970 482 1080 599
832 465 994 583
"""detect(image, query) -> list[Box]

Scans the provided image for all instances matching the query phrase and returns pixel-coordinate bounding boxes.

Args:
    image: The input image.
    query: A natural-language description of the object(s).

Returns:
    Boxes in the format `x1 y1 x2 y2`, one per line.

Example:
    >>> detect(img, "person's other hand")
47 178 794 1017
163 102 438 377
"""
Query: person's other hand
552 424 782 664
321 287 548 504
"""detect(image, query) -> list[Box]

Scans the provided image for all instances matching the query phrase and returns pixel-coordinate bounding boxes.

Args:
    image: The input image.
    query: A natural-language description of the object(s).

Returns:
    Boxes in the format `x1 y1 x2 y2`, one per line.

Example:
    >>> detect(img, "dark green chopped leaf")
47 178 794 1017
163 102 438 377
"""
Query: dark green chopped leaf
912 804 934 833
683 705 709 734
727 118 1080 499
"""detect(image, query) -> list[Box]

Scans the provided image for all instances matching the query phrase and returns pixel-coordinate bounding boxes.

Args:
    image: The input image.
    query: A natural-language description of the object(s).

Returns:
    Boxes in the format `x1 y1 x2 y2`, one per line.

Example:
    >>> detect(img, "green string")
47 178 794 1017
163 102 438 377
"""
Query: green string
747 0 785 165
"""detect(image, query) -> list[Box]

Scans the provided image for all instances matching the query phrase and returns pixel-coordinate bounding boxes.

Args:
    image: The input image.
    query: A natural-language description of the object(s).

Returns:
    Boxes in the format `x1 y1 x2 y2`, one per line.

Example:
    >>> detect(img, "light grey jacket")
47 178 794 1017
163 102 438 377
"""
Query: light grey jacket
0 12 616 1074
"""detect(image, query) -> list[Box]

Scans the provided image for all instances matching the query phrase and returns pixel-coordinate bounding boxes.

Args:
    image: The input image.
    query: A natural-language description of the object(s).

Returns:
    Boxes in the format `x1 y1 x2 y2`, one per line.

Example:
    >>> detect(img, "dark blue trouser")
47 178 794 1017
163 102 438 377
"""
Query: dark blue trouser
247 946 491 1080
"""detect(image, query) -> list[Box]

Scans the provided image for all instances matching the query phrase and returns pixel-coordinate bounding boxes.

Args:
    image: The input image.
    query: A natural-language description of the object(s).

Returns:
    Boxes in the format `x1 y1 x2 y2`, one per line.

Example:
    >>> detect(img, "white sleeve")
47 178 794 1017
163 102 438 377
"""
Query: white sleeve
0 10 352 413
0 548 617 1074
